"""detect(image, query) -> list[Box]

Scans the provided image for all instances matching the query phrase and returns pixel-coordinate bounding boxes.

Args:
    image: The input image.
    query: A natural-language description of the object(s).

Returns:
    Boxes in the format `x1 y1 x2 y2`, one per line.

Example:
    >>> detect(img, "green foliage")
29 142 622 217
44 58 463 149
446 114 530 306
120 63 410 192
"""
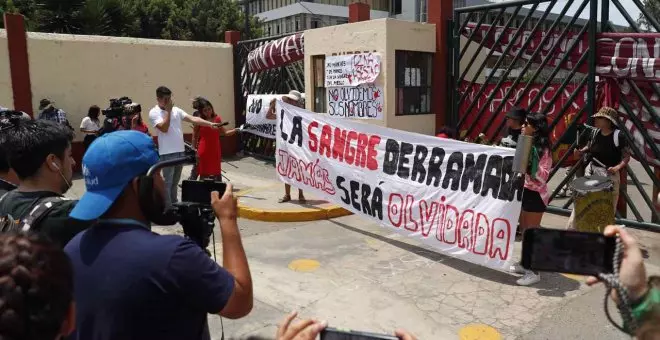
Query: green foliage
1 0 262 41
636 0 660 31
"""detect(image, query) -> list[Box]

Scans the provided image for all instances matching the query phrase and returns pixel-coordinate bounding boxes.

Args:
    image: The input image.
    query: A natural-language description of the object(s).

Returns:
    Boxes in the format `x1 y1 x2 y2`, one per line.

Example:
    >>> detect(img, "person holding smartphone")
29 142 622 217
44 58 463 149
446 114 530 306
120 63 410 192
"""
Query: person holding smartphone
510 112 553 286
195 98 236 181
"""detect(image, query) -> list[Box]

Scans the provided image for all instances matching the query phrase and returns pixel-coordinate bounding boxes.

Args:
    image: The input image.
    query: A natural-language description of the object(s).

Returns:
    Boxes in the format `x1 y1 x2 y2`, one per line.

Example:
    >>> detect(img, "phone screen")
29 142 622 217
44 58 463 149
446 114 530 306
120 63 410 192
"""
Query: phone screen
181 180 227 205
321 328 398 340
522 229 615 276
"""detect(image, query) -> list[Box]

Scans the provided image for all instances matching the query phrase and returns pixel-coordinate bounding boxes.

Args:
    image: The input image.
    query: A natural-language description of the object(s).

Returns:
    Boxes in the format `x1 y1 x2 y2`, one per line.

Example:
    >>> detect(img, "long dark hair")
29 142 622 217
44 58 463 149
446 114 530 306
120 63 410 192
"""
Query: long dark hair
88 105 100 121
526 112 551 151
200 99 216 119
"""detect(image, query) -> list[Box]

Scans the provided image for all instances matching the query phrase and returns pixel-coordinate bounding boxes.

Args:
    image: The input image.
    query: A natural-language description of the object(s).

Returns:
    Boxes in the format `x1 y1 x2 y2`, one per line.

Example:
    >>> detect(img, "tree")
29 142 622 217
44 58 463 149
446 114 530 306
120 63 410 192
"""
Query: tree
34 0 86 34
637 0 660 31
187 0 262 42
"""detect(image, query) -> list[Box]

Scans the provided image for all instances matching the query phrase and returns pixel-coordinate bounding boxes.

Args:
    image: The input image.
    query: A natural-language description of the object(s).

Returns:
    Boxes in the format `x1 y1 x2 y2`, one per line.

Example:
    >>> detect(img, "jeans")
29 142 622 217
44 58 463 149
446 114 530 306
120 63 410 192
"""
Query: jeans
161 152 185 207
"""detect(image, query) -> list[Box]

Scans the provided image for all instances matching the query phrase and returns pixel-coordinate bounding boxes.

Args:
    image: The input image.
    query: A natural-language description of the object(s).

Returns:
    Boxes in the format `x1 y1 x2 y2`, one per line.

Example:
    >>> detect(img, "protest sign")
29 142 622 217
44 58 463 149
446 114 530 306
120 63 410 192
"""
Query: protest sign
327 84 384 120
245 94 281 139
276 102 524 271
325 53 381 87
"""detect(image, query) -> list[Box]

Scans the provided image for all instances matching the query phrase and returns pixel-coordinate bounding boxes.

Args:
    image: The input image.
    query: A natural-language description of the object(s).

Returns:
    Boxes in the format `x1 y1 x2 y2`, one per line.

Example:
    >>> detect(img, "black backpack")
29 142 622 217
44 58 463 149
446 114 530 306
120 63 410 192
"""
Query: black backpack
0 192 67 233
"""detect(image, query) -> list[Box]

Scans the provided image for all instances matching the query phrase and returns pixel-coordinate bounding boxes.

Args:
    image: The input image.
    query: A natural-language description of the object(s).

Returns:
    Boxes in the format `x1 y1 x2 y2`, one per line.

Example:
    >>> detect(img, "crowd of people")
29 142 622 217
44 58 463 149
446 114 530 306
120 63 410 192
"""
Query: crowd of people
0 91 657 339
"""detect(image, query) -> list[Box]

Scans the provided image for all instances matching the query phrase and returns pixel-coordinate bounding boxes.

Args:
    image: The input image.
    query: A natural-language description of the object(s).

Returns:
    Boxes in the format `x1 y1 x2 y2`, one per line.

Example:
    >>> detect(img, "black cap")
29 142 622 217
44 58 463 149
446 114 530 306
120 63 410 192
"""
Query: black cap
506 107 528 121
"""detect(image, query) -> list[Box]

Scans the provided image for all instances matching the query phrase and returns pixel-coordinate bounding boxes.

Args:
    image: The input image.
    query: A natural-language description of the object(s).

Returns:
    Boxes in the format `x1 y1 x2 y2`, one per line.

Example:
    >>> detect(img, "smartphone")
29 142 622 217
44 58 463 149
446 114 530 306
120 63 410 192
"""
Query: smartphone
521 228 616 276
181 180 227 205
321 327 398 340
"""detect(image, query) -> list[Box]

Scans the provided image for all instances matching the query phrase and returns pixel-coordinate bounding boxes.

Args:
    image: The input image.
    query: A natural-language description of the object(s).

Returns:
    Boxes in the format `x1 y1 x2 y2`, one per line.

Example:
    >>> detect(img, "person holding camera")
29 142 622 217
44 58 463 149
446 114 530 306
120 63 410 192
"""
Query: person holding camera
0 120 92 247
65 130 253 340
80 105 102 153
149 86 225 207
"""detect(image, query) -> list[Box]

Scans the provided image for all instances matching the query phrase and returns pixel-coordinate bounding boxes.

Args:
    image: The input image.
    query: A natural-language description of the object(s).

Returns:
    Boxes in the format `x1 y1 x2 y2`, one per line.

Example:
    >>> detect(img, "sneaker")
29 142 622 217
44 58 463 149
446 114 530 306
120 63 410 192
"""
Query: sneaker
516 270 541 286
509 262 526 274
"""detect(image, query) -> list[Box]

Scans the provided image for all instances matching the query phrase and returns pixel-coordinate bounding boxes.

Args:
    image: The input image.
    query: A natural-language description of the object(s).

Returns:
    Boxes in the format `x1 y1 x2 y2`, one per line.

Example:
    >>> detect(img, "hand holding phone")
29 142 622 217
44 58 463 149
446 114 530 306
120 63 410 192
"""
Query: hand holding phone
585 225 649 302
276 311 327 340
522 228 616 276
321 328 401 340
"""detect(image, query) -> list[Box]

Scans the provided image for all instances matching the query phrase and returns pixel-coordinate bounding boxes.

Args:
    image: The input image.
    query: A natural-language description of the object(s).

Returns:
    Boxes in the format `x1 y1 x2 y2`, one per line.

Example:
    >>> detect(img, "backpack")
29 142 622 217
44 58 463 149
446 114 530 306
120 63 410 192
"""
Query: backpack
0 192 67 234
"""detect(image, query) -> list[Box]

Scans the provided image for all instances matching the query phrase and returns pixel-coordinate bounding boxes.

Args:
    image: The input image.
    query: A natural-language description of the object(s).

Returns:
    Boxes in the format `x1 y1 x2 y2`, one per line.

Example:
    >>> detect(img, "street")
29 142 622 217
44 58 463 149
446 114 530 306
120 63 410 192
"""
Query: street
67 156 660 340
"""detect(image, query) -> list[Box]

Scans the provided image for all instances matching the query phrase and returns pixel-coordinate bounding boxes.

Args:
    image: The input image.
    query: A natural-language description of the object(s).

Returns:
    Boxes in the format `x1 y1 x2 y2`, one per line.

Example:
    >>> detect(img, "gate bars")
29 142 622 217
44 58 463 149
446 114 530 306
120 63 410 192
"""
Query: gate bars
450 0 660 231
234 33 305 159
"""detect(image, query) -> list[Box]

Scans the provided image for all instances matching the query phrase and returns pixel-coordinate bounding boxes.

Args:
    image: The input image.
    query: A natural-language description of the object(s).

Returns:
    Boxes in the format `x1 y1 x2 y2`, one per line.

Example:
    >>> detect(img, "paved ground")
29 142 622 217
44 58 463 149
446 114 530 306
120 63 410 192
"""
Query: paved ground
66 155 660 340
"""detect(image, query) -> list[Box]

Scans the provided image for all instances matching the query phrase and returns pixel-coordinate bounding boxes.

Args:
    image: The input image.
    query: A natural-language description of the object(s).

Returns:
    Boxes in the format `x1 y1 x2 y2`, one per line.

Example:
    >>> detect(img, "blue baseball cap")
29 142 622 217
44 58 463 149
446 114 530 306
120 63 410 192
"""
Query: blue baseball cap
70 131 159 220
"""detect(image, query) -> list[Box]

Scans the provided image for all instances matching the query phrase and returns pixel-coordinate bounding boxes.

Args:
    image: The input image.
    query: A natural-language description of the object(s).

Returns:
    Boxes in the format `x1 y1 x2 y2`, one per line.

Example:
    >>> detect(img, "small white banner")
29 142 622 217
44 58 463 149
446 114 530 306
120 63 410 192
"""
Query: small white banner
325 53 382 87
327 84 384 120
276 102 524 271
245 94 282 139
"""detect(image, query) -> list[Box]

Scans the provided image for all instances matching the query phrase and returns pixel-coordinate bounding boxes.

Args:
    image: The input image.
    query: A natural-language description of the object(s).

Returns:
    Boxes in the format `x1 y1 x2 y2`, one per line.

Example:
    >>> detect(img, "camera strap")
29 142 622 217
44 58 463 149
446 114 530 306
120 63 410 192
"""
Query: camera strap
599 236 637 336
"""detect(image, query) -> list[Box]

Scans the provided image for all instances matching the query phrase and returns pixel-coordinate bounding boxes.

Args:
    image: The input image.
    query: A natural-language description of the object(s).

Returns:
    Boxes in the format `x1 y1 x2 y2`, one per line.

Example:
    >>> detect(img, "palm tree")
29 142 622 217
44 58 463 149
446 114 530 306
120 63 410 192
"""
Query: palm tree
35 0 85 34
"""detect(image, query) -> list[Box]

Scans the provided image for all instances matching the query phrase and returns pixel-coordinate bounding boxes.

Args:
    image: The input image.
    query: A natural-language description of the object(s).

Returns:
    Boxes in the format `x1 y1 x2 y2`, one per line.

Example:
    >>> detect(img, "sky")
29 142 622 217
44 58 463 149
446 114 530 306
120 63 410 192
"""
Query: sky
490 0 645 29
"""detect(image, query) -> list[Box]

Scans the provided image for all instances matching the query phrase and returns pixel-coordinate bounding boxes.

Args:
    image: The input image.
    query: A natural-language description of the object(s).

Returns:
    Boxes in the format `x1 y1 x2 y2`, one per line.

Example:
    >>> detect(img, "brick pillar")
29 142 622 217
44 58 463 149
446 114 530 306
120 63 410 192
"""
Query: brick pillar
349 2 370 23
224 30 242 157
428 0 453 131
4 13 33 117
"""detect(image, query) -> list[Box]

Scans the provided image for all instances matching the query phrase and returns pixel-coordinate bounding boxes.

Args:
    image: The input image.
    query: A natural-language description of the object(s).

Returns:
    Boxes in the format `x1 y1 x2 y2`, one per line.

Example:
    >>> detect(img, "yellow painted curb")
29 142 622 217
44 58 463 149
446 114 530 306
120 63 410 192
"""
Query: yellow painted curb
236 188 352 222
458 324 501 340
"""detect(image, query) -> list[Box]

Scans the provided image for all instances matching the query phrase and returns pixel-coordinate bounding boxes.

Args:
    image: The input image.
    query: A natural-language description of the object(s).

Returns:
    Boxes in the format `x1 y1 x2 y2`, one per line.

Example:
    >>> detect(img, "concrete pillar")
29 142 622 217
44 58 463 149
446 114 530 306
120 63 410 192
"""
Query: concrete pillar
3 13 33 117
349 3 370 23
224 30 242 156
427 0 453 131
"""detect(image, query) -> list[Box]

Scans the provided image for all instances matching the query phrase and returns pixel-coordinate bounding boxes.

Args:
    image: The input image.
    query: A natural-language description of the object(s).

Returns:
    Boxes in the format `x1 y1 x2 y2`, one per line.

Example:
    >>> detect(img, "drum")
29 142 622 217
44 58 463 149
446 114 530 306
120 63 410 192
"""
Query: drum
571 176 615 233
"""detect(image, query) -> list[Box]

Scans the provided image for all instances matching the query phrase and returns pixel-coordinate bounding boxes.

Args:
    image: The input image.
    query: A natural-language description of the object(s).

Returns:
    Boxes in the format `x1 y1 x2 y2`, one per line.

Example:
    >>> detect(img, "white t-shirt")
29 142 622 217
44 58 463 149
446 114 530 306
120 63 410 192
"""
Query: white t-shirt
149 105 189 155
80 117 101 134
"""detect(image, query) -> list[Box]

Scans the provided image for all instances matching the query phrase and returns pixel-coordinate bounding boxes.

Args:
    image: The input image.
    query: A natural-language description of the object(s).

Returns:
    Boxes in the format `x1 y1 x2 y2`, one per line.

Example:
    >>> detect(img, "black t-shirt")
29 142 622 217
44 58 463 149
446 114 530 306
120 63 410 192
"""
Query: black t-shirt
0 190 92 247
590 130 627 168
64 220 235 340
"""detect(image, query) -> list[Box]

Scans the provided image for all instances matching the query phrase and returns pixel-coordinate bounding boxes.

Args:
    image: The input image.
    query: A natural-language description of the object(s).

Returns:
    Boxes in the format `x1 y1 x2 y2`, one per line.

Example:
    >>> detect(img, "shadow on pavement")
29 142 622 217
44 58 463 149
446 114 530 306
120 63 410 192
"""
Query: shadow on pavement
330 220 581 296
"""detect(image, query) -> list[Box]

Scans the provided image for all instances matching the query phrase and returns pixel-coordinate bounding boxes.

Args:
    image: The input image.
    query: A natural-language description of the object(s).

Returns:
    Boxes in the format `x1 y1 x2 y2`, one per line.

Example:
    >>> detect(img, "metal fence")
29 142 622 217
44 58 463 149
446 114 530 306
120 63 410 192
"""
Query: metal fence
450 0 660 231
234 33 305 159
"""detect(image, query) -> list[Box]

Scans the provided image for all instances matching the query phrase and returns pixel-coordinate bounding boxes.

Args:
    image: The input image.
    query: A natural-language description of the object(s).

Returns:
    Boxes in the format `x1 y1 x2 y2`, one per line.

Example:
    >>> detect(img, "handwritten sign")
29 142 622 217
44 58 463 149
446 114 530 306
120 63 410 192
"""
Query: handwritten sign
327 84 384 120
325 53 381 87
244 94 282 139
276 102 523 271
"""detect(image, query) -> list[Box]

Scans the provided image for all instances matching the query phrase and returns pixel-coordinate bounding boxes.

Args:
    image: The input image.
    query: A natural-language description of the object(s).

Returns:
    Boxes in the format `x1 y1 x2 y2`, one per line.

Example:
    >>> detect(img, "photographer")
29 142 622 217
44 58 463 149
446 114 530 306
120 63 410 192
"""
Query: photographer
0 120 91 246
149 86 224 207
65 131 253 340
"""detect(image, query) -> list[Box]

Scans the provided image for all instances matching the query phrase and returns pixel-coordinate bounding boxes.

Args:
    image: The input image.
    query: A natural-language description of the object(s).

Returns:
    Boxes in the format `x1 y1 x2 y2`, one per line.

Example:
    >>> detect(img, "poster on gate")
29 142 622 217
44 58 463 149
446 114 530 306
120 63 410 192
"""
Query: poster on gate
325 53 382 87
245 94 282 139
276 101 524 271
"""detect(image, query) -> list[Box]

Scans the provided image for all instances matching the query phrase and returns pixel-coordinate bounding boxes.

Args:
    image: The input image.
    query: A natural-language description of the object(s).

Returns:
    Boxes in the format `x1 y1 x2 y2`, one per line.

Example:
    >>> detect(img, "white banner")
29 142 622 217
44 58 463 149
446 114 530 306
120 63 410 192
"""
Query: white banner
325 53 382 87
245 94 282 139
276 102 524 271
327 84 384 120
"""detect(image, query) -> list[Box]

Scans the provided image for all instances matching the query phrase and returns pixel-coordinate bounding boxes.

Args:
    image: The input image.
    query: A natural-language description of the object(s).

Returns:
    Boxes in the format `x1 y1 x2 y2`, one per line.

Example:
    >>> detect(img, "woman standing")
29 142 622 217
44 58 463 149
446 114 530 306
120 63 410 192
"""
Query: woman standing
510 112 553 286
80 105 101 153
196 98 236 180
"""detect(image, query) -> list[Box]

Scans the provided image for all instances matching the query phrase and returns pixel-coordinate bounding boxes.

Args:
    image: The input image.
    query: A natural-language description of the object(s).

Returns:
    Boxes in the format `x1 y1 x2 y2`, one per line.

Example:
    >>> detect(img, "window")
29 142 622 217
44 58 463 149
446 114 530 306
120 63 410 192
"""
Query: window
295 16 301 31
285 18 293 33
391 0 402 15
312 55 326 113
311 16 321 28
395 51 433 115
336 18 348 25
276 23 281 34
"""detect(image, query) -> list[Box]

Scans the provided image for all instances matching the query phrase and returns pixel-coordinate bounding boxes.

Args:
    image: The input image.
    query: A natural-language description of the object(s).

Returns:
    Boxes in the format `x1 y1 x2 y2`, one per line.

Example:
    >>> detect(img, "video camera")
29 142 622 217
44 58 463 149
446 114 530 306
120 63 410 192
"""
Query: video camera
102 96 134 118
144 144 226 254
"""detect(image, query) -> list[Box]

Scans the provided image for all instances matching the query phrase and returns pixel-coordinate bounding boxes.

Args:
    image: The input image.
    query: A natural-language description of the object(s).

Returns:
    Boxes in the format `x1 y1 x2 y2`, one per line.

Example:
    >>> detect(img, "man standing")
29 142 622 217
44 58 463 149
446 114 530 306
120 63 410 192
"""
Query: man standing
499 107 527 148
149 86 223 207
38 99 72 129
278 90 306 203
65 131 253 340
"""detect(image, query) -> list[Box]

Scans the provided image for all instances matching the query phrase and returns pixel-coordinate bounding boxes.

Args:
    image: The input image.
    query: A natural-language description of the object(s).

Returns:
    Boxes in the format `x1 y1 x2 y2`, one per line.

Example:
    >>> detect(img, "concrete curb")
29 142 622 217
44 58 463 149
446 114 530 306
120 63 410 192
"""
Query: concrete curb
236 188 353 222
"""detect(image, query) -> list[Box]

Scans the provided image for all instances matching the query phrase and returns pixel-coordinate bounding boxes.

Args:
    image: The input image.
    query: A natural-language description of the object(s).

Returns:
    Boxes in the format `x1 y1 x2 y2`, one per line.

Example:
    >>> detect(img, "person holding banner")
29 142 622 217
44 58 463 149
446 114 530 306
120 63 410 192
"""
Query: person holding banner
196 98 237 180
511 112 553 286
279 91 306 204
